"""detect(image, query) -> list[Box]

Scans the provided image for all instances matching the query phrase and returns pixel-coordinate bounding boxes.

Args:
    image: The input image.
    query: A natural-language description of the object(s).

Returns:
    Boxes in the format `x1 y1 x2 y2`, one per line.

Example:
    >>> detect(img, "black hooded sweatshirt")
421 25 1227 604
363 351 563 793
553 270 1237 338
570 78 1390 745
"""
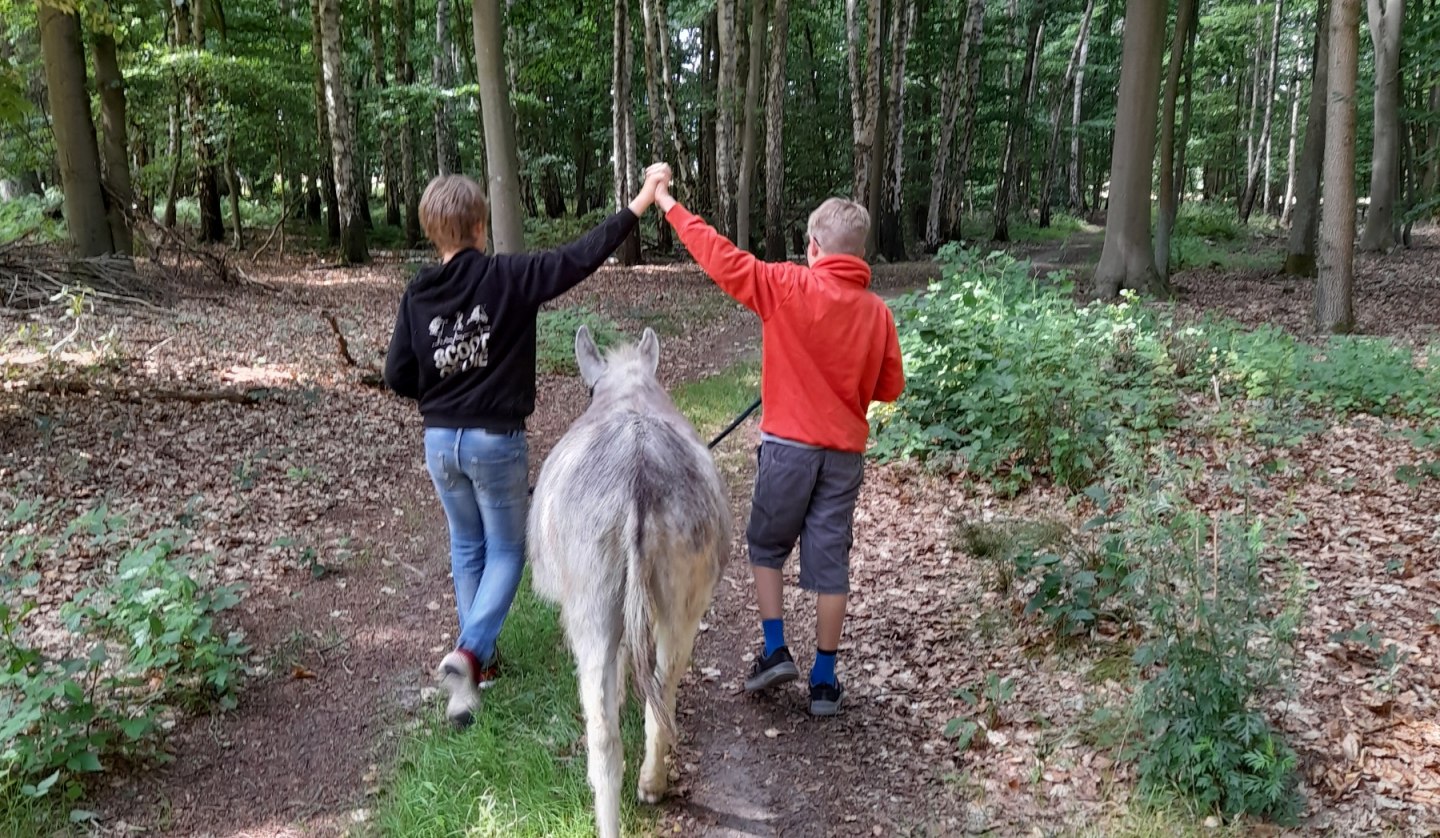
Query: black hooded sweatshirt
384 209 638 430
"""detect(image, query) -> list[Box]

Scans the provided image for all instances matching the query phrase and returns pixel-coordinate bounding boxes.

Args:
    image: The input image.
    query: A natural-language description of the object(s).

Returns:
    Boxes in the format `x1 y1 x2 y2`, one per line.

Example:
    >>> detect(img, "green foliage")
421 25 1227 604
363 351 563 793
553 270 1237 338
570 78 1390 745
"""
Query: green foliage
535 307 622 376
0 190 63 246
873 245 1183 493
1171 204 1253 243
0 503 248 803
523 210 611 252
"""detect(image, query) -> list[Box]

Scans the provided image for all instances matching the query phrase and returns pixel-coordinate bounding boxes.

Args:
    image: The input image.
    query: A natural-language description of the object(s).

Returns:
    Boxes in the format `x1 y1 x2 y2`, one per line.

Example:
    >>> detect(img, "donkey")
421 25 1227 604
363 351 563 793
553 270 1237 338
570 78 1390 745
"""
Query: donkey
528 326 729 838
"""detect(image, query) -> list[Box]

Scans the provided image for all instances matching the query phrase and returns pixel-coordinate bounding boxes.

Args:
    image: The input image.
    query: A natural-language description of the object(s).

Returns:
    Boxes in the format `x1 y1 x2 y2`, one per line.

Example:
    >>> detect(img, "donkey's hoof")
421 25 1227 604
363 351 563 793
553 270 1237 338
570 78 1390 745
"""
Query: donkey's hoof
637 781 666 805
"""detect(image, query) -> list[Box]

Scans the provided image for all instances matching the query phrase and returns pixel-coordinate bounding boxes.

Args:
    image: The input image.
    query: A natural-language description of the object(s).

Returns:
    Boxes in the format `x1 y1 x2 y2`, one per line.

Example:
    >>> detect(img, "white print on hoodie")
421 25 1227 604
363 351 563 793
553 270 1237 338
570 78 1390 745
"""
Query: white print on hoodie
429 305 491 378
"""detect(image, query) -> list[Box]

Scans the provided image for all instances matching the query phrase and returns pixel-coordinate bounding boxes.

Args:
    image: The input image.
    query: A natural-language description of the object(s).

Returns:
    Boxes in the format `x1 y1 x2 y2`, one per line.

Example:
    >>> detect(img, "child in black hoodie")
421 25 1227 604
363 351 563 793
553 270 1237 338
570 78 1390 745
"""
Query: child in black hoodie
385 169 666 727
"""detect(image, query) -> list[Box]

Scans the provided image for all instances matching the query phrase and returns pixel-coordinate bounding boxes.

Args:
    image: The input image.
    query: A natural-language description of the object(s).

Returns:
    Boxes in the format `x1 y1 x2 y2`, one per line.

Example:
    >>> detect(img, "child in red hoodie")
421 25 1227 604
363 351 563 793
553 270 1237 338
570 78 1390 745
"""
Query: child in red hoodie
652 165 904 716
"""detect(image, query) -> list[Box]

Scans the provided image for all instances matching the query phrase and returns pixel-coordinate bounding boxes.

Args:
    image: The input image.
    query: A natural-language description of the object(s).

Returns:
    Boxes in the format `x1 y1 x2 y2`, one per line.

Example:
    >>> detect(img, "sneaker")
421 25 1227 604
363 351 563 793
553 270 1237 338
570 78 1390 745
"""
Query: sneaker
476 654 501 689
809 681 845 716
743 646 800 693
438 649 483 728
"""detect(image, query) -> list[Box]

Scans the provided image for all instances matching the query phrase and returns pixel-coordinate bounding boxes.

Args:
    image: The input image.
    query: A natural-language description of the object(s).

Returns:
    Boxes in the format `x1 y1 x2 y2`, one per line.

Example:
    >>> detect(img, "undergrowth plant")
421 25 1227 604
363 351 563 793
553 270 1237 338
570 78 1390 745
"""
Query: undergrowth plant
0 502 248 805
536 307 621 376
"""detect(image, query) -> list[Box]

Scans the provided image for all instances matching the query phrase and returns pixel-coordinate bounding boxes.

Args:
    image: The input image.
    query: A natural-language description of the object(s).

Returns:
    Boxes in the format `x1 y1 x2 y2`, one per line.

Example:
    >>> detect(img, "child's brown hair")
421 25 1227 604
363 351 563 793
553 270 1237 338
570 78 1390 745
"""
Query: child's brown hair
806 198 870 258
420 175 488 252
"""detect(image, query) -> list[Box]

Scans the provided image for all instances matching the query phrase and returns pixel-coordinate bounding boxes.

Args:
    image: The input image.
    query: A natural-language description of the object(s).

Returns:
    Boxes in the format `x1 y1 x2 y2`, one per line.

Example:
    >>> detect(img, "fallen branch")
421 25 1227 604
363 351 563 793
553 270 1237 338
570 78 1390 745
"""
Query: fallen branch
10 378 280 405
322 310 386 389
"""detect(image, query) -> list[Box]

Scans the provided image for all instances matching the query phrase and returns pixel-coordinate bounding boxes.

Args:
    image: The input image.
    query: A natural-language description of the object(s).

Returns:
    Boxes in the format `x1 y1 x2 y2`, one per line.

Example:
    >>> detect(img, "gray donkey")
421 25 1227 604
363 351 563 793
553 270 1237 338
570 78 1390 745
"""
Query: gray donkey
528 326 729 838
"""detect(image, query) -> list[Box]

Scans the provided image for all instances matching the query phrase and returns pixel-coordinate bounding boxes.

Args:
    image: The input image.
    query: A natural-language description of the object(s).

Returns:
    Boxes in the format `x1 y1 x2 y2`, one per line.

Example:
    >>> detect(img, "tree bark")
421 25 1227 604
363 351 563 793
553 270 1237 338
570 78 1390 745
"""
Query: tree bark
91 28 134 256
396 0 421 247
369 0 399 226
848 0 883 207
763 0 790 260
1038 0 1096 229
1240 0 1286 222
925 0 984 251
715 0 739 238
38 0 114 256
993 0 1046 242
613 0 641 264
736 0 768 252
181 0 224 244
1154 0 1198 279
434 0 460 176
1317 0 1359 332
698 12 716 215
880 0 915 261
319 0 369 263
1358 0 1405 251
1281 54 1304 224
164 90 183 228
1285 0 1329 276
309 0 341 244
1093 0 1167 299
949 0 987 238
1068 0 1093 212
473 0 525 253
640 0 676 251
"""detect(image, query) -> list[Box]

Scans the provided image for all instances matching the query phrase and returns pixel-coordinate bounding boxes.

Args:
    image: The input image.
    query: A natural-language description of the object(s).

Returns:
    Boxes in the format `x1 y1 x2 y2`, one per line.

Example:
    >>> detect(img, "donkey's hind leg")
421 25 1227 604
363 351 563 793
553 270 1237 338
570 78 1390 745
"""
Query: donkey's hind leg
638 621 699 804
576 634 624 838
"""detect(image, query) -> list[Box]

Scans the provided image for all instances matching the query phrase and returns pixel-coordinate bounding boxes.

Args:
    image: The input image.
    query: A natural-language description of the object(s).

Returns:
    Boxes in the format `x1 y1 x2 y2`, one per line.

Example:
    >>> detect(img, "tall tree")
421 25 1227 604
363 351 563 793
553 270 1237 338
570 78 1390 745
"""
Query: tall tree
950 0 987 237
1240 0 1286 222
847 0 882 207
1093 0 1167 298
613 0 640 263
715 0 739 238
319 0 368 263
1358 0 1405 251
736 0 768 252
1068 0 1094 212
763 0 790 259
1038 0 1095 229
37 0 114 256
371 0 399 226
651 0 691 189
640 0 676 251
396 0 421 247
993 0 1047 242
925 0 984 251
308 0 340 244
91 21 134 255
473 0 525 253
1280 54 1304 224
183 0 225 243
1154 0 1198 279
879 0 916 261
1285 0 1330 276
1317 0 1360 332
434 0 460 176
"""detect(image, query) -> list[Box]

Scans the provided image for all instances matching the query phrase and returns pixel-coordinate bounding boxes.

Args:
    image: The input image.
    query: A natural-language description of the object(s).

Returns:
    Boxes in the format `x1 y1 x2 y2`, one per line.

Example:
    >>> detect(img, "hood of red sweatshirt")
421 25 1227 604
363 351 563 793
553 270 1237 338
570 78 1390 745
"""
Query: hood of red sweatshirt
811 254 873 289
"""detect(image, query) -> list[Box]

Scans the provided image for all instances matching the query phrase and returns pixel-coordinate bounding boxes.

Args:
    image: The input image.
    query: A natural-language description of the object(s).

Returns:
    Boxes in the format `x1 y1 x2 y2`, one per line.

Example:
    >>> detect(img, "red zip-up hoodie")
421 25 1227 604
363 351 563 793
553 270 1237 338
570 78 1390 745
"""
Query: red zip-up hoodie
666 203 905 453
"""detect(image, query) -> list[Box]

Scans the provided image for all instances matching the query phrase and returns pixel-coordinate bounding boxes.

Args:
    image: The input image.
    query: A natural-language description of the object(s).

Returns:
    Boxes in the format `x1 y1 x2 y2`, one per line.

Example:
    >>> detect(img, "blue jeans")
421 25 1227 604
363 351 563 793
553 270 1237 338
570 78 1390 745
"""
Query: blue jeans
423 427 529 665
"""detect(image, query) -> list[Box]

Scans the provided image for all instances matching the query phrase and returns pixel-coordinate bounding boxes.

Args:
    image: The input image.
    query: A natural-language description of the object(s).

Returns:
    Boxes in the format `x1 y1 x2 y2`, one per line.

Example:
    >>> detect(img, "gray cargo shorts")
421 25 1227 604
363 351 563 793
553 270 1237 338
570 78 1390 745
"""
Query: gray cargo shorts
746 440 865 595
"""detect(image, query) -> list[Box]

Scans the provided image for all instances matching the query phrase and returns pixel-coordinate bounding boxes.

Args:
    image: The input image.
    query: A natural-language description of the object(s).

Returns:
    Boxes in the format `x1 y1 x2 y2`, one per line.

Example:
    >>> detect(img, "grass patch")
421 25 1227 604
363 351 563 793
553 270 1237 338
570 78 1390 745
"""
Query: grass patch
669 361 761 436
373 570 651 838
536 308 623 376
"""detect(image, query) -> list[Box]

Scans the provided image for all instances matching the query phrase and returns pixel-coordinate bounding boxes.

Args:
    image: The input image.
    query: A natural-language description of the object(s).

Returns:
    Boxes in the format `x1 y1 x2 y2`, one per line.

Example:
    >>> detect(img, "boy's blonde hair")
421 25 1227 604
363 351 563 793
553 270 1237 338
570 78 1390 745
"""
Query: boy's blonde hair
806 198 870 258
420 175 488 252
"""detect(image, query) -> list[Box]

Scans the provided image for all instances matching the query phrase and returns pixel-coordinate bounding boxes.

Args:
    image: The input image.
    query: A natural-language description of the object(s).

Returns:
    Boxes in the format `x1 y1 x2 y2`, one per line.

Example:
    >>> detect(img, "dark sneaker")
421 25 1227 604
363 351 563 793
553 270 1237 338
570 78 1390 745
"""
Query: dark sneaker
809 681 845 716
438 649 482 728
744 646 800 693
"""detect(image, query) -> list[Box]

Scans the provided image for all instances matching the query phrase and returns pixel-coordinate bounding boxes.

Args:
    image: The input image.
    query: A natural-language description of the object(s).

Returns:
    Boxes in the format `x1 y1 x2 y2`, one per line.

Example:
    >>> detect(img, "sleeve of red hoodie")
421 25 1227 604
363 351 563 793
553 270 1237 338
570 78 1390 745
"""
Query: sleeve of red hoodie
873 309 905 403
664 203 800 319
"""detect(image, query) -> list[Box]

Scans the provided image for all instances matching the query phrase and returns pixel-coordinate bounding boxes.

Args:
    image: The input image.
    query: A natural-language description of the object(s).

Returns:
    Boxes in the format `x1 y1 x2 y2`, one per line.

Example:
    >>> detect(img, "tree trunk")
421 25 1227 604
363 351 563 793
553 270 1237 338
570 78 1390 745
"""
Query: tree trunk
38 0 114 256
736 0 768 252
949 0 987 239
1358 0 1405 251
698 12 716 215
925 0 984 251
715 0 739 238
613 0 641 264
1317 0 1360 332
1154 0 1198 279
396 0 421 246
640 0 676 251
1285 0 1329 276
1093 0 1167 299
880 0 915 261
473 0 525 253
309 0 341 244
1177 20 1197 211
320 0 369 264
164 91 183 228
225 142 244 248
848 0 883 207
1281 54 1304 224
370 0 399 226
181 0 224 244
1240 0 1286 223
434 0 460 176
1068 0 1093 212
1038 0 1096 229
763 0 790 260
993 2 1044 242
91 29 134 256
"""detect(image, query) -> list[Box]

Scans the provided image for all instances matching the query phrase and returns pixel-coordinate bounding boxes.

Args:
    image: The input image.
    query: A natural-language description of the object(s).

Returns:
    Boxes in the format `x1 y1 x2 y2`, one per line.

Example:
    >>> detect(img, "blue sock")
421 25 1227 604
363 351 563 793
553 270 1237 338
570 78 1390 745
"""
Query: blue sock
811 649 837 687
762 619 786 657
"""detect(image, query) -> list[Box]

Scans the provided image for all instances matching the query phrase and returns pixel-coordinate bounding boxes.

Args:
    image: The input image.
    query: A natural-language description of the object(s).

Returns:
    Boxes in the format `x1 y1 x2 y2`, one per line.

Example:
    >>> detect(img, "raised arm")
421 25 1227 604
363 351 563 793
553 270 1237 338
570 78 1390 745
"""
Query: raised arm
659 194 799 319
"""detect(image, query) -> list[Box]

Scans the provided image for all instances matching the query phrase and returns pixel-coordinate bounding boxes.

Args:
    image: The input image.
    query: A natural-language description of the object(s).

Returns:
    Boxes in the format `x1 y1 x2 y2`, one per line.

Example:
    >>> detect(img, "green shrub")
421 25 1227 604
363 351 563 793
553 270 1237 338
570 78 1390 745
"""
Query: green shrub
873 245 1182 492
0 503 248 802
0 190 62 245
524 210 611 252
1172 204 1251 242
536 306 623 376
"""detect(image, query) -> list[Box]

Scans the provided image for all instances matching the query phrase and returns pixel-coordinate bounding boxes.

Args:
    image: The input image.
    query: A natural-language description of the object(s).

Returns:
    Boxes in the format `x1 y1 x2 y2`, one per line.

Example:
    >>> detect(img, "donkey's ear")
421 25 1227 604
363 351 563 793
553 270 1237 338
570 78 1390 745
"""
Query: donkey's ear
638 328 660 374
576 326 606 387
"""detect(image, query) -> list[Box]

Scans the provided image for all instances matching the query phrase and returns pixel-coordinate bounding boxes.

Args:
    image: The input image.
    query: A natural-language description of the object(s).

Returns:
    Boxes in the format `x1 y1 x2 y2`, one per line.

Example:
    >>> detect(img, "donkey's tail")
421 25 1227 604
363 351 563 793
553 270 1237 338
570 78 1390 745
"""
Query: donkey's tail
622 486 674 739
